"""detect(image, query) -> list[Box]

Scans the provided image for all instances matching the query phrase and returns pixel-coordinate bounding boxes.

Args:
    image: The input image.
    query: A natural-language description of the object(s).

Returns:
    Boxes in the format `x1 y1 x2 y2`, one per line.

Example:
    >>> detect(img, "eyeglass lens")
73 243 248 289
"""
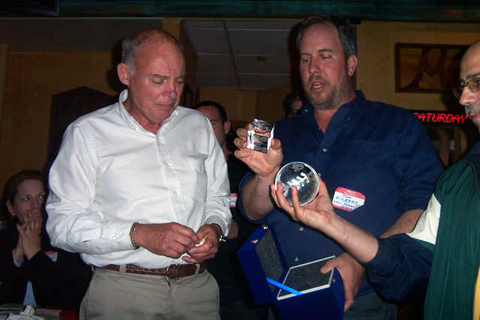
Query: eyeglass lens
453 76 480 99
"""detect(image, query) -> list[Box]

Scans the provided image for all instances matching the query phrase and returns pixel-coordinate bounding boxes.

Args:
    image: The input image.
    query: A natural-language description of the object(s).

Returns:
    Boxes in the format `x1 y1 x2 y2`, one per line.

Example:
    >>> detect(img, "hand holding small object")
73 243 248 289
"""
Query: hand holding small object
234 126 283 180
184 224 223 263
195 238 206 247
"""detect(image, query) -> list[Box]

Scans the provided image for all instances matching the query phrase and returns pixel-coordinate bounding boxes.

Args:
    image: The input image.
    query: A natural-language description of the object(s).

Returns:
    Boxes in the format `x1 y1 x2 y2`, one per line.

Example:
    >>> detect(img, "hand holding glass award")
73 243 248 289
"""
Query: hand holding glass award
238 157 344 320
246 118 319 206
275 162 320 206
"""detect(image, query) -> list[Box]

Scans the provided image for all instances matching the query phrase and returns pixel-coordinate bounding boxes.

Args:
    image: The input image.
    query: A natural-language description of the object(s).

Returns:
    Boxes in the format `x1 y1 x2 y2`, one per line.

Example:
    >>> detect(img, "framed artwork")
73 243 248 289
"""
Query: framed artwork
395 43 468 93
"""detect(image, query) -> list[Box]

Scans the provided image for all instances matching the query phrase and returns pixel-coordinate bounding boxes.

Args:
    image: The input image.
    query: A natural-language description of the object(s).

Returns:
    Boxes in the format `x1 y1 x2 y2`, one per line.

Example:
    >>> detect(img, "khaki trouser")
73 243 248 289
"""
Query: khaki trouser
80 267 220 320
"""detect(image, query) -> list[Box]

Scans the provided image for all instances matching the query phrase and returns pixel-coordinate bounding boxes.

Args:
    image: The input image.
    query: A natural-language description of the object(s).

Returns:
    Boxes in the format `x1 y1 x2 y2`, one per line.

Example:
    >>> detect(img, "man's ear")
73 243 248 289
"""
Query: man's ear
117 63 131 86
224 120 231 135
347 55 358 77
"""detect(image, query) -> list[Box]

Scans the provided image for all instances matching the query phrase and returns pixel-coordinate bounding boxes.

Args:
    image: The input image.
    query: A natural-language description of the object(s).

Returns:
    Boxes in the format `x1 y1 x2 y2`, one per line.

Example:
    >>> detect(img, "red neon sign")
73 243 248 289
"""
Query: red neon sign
413 111 468 125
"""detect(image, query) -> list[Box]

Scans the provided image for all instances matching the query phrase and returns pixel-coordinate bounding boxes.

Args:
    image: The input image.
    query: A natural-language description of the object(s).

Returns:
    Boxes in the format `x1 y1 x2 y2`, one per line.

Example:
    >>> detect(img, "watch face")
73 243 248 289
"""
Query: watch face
275 162 319 206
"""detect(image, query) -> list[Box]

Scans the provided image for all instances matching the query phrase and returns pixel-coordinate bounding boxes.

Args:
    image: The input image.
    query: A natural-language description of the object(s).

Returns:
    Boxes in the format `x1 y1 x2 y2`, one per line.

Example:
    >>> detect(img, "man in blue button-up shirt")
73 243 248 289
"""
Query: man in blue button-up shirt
234 15 443 319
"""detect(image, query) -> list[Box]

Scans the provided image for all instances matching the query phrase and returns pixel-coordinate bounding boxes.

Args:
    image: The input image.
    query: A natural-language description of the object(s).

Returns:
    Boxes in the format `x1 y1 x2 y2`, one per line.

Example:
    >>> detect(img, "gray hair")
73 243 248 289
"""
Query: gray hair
121 29 185 75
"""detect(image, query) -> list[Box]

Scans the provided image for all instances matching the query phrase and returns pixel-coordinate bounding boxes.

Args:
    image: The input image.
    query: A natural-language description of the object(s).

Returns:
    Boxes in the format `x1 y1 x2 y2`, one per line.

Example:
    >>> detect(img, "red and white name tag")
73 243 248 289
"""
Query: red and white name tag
332 187 365 212
44 250 58 262
229 193 238 209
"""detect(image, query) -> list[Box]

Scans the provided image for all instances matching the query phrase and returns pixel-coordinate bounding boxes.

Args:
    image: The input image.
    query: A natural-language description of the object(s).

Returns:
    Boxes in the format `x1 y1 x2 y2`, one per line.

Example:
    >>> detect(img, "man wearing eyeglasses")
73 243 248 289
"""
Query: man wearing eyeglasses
455 44 480 128
273 39 480 320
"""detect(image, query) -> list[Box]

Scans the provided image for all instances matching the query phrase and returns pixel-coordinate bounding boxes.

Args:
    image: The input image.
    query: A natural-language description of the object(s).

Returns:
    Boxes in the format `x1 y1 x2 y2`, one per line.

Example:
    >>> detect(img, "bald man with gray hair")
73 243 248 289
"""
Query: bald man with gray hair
47 29 230 319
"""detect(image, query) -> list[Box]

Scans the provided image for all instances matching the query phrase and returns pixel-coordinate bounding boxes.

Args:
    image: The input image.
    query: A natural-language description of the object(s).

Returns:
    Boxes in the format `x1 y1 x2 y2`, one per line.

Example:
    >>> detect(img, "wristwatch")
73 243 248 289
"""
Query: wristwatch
218 234 227 243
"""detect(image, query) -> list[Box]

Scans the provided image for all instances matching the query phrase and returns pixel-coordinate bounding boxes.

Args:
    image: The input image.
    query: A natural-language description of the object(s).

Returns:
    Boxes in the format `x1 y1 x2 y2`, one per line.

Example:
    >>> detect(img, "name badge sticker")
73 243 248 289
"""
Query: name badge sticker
44 250 58 262
229 193 238 209
332 187 365 212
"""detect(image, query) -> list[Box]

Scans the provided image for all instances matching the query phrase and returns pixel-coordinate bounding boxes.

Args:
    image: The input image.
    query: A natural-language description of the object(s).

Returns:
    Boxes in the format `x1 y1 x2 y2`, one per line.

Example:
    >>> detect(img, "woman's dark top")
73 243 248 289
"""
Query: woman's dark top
0 226 92 310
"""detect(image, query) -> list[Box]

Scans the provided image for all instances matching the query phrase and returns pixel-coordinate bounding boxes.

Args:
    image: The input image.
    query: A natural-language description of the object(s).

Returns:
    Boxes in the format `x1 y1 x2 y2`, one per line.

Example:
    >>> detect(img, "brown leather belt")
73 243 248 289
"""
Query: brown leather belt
100 262 207 279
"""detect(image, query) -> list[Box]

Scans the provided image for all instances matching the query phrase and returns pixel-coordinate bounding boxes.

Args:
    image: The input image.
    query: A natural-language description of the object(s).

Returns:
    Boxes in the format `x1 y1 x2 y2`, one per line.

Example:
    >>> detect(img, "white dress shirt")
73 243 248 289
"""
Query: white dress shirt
46 89 231 268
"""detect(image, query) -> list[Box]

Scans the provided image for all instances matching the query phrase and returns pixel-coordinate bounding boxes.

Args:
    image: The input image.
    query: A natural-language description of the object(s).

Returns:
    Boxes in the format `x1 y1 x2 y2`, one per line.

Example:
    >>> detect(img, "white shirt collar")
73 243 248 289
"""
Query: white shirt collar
116 89 179 135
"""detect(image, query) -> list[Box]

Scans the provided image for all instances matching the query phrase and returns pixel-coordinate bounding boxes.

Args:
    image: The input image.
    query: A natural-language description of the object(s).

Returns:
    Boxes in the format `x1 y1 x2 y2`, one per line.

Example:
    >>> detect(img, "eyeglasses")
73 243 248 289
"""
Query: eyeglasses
453 76 480 99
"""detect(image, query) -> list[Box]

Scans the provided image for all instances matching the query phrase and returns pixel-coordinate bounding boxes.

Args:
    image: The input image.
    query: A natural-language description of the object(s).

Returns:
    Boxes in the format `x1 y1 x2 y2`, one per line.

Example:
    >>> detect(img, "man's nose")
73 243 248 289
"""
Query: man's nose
459 86 477 106
164 81 178 100
308 60 319 74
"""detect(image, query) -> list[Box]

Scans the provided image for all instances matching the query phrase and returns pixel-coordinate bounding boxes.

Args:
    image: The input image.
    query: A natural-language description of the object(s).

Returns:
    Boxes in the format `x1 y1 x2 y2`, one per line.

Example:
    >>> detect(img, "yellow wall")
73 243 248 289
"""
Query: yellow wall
0 52 117 187
199 87 257 129
198 85 292 125
1 19 480 189
256 85 291 122
356 21 480 111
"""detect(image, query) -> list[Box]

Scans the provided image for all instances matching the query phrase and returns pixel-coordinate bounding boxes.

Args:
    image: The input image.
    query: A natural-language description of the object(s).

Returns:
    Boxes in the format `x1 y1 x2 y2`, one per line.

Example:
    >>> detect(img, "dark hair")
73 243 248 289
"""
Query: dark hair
2 169 46 223
4 170 46 204
282 91 304 117
121 29 185 74
193 100 228 124
296 15 357 59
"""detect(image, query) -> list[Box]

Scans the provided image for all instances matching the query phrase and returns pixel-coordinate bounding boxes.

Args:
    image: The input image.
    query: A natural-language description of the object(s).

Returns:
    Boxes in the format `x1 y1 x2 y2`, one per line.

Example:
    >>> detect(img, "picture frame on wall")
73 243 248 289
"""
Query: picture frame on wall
395 43 468 93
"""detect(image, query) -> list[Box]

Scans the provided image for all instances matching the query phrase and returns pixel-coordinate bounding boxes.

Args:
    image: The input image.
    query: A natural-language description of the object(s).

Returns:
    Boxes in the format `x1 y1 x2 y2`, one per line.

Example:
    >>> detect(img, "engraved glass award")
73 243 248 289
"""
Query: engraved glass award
247 119 274 153
275 162 320 206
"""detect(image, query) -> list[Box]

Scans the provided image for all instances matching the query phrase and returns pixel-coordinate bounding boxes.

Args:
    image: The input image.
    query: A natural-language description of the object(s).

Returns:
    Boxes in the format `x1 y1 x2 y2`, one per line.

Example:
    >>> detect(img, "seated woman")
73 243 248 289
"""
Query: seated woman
0 169 91 310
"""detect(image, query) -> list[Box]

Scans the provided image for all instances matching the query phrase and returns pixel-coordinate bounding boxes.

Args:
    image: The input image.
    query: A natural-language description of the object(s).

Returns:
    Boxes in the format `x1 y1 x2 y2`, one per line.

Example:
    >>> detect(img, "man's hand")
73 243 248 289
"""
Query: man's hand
234 126 284 220
271 178 336 235
272 177 376 311
134 222 200 259
321 253 364 311
233 127 283 180
184 224 223 263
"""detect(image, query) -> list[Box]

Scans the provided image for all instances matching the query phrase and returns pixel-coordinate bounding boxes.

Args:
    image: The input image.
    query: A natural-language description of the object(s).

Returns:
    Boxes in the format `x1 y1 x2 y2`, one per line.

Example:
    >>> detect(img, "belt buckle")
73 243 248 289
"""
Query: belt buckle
166 265 179 279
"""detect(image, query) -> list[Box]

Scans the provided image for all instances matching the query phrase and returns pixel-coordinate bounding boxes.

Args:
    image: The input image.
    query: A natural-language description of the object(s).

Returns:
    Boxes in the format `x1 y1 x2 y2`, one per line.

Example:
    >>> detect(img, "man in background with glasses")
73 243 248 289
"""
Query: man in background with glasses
454 46 480 128
273 39 480 320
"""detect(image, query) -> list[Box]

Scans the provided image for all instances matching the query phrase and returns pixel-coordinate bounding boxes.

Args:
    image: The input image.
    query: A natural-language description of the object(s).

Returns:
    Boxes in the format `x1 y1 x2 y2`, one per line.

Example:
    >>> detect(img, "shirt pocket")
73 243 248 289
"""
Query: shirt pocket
332 140 396 191
182 158 208 202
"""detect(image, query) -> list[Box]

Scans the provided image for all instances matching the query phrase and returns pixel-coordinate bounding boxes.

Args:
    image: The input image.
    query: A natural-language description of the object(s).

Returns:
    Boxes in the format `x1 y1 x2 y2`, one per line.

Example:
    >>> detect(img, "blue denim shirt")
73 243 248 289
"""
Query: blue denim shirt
239 91 443 296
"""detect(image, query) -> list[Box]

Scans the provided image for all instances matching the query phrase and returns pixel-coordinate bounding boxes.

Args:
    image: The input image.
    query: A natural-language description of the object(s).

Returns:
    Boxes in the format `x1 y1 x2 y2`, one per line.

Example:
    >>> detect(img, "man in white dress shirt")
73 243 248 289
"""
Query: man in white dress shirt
46 29 231 319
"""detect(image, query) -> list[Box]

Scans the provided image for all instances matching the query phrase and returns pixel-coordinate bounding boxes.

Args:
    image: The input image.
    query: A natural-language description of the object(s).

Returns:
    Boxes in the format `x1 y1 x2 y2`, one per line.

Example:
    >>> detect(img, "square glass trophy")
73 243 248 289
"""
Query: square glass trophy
247 119 274 153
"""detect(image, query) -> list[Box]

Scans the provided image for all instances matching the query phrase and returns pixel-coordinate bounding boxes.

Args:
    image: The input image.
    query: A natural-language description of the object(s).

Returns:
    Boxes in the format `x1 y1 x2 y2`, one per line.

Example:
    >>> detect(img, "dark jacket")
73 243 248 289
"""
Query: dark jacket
0 226 92 310
365 142 480 319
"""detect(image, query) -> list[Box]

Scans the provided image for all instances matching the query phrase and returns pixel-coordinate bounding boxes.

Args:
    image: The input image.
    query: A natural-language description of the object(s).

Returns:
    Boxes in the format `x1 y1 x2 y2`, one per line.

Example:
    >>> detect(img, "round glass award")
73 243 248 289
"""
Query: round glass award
274 162 320 206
